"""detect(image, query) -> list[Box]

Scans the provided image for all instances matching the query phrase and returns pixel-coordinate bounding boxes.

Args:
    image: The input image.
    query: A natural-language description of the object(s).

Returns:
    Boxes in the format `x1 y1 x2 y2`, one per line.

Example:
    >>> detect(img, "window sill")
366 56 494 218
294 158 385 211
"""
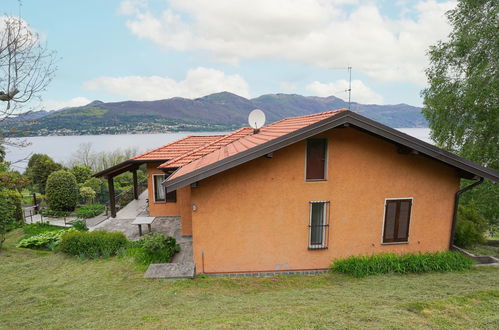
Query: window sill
305 179 327 182
308 246 328 250
381 241 409 245
154 201 166 204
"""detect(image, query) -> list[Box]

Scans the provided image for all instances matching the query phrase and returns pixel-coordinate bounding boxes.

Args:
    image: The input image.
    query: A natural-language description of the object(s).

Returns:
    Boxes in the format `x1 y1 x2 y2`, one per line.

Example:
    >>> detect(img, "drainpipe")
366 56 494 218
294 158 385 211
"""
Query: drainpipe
449 176 484 249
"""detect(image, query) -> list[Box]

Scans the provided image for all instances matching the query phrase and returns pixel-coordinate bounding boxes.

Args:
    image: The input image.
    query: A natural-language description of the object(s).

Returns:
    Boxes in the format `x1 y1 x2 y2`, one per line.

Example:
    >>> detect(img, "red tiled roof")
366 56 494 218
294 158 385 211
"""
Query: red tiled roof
167 109 347 181
159 127 253 168
130 135 222 161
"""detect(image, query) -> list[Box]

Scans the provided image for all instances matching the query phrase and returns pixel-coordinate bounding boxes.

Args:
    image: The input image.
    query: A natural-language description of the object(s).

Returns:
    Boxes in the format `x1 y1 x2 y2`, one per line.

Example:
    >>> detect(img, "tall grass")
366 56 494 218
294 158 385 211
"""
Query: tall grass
330 251 474 278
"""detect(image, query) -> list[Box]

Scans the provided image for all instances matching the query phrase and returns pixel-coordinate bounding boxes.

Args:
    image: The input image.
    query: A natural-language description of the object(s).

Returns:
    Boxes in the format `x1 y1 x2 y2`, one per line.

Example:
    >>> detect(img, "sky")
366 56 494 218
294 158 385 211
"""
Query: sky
2 0 456 109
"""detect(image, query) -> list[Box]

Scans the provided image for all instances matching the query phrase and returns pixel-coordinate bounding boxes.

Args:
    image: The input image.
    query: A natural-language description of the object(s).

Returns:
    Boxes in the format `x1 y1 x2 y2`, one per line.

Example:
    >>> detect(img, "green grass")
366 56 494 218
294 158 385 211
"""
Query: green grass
1 229 498 329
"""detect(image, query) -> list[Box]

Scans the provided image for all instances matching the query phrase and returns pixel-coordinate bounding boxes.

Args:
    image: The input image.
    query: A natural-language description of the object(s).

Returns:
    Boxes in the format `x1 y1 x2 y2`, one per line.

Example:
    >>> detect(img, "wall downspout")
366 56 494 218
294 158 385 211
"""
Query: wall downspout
449 176 484 249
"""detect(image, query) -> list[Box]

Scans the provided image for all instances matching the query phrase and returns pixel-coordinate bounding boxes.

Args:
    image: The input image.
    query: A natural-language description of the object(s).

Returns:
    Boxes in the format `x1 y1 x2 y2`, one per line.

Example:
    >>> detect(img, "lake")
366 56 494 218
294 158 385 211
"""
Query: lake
5 128 432 171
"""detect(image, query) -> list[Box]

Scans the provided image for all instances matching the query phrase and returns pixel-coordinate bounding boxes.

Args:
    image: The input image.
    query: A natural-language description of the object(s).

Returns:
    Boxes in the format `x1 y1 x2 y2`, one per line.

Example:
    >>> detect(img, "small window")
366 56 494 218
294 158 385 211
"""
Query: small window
309 201 329 249
383 199 412 243
306 138 327 180
153 174 166 203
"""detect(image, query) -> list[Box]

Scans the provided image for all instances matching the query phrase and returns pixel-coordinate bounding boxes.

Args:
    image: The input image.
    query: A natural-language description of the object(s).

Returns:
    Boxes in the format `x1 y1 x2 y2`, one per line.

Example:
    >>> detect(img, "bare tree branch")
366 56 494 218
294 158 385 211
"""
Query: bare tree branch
0 15 57 121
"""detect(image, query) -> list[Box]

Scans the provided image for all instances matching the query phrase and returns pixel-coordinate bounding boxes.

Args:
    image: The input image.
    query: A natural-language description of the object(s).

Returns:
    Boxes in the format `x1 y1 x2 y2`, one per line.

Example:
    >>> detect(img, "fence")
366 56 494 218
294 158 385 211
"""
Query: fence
107 178 148 214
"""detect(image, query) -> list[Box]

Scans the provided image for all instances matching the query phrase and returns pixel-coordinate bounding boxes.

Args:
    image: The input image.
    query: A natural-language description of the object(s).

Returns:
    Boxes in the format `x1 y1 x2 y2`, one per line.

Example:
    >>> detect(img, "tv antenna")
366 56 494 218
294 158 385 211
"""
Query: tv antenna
248 109 266 134
346 66 352 110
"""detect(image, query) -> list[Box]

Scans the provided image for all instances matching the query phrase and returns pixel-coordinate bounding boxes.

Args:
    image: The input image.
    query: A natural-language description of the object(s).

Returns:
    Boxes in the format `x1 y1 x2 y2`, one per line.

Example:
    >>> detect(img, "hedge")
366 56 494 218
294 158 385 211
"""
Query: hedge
59 230 128 258
330 251 474 278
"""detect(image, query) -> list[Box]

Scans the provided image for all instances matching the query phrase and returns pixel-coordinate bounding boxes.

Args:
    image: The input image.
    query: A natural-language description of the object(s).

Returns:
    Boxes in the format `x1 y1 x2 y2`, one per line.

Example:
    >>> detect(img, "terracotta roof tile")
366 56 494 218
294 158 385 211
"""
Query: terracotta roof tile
130 135 221 161
167 109 347 181
159 127 253 168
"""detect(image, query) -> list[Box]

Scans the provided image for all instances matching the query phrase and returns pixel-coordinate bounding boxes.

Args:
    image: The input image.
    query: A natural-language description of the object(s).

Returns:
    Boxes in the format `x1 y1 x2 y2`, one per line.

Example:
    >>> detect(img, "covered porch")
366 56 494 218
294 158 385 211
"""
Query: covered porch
93 160 155 218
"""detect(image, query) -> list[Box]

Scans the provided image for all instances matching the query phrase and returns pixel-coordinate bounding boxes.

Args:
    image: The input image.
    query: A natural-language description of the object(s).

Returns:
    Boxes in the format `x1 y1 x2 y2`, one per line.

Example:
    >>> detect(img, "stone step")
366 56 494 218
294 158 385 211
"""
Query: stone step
144 262 195 279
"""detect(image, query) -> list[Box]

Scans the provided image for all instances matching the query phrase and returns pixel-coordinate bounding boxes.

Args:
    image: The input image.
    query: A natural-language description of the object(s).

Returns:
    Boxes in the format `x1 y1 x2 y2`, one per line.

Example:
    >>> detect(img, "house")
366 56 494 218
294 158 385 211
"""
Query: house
95 109 499 275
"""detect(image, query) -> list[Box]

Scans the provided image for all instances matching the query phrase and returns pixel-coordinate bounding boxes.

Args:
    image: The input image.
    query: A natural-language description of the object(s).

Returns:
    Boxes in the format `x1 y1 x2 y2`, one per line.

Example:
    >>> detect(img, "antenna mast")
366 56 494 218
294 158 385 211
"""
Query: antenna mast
347 66 352 110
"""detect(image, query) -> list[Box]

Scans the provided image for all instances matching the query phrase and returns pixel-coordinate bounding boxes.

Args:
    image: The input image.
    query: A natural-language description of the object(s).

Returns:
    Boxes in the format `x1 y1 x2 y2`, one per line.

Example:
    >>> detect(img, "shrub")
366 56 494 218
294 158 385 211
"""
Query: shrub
76 204 105 219
454 204 487 248
23 222 65 237
0 189 23 249
71 220 88 231
45 170 79 211
0 189 23 223
59 230 128 258
17 228 76 250
128 233 180 265
330 251 474 278
42 208 72 218
79 186 96 204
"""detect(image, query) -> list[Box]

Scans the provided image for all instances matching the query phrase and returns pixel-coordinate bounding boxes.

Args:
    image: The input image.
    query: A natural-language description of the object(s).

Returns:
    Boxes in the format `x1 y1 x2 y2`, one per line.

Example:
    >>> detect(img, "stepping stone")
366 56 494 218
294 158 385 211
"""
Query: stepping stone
144 262 195 279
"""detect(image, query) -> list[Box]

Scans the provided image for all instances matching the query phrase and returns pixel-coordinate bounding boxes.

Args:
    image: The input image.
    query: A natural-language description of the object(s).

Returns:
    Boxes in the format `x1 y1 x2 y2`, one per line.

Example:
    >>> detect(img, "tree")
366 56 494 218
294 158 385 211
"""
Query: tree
421 0 498 226
45 170 78 211
0 15 56 121
26 154 62 193
70 165 93 184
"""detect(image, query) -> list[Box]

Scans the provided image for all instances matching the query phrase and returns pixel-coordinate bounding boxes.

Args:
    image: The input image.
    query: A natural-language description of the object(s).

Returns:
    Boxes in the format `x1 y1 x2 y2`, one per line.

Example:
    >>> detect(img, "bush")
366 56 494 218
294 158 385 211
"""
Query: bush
0 189 23 248
128 233 180 265
330 251 474 278
17 228 76 250
454 204 487 248
23 222 65 237
0 189 23 224
59 230 128 258
79 186 96 204
45 170 79 211
42 208 72 218
76 204 105 219
71 220 88 231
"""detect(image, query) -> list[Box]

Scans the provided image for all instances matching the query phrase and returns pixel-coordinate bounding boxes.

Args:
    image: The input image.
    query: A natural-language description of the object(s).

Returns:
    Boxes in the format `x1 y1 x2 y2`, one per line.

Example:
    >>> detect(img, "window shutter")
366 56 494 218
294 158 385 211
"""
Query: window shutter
383 199 412 243
306 139 327 180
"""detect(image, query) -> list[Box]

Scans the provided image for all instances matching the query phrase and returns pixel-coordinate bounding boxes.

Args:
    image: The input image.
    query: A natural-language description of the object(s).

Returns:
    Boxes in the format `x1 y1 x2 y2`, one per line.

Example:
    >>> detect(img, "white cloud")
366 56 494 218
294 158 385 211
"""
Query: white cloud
42 97 91 110
120 0 455 84
306 80 384 104
82 67 250 100
279 81 298 93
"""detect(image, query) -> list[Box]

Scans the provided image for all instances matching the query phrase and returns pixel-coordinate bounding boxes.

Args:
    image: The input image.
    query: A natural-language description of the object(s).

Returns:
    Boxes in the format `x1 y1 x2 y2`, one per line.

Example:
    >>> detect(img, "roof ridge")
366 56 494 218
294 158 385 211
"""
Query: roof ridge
263 109 348 129
161 127 252 168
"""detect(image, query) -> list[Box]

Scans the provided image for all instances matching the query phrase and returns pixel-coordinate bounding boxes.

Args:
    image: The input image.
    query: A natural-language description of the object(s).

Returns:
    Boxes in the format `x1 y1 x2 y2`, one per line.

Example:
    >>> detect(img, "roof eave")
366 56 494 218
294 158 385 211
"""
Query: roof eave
164 110 499 191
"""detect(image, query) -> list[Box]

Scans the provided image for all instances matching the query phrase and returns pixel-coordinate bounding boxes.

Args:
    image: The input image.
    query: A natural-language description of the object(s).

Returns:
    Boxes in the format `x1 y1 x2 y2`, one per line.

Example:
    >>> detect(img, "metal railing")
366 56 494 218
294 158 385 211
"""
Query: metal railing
107 178 148 214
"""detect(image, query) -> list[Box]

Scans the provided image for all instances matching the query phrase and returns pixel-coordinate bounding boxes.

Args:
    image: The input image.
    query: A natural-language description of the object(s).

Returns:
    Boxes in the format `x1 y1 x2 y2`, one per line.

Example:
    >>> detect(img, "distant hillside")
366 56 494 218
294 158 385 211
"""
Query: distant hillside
1 92 426 136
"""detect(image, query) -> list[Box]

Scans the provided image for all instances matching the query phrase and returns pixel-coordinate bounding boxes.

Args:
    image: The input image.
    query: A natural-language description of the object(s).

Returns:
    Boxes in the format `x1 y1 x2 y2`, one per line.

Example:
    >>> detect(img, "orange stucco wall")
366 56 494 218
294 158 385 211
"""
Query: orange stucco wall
147 163 192 235
190 128 460 274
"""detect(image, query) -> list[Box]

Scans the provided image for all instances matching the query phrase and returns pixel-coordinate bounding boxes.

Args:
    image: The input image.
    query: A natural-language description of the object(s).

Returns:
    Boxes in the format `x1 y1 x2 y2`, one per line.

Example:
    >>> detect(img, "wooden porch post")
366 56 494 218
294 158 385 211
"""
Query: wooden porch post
108 176 117 218
132 169 139 200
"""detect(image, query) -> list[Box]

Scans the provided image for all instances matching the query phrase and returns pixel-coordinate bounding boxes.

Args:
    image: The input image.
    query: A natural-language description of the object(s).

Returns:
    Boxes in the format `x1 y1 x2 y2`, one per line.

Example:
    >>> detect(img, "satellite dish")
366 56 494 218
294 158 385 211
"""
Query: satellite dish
248 109 266 132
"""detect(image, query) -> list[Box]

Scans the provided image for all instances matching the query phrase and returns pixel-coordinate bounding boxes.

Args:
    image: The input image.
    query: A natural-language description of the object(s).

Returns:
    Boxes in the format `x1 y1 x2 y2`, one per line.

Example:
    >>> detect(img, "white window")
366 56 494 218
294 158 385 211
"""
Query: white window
153 174 166 203
309 201 329 249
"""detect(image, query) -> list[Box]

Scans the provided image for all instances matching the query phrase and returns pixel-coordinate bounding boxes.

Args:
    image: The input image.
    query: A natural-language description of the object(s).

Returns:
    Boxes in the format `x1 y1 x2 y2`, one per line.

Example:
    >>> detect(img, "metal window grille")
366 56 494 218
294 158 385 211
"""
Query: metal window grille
308 201 330 249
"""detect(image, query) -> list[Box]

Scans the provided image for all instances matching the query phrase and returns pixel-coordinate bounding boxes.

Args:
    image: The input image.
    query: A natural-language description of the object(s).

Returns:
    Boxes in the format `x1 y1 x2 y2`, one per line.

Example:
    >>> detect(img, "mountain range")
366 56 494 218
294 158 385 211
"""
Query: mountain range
2 92 427 136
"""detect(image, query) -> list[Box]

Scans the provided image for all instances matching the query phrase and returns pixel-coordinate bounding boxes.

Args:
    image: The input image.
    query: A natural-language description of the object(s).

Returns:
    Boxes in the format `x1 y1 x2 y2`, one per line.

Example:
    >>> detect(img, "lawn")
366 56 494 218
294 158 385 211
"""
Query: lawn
1 229 498 329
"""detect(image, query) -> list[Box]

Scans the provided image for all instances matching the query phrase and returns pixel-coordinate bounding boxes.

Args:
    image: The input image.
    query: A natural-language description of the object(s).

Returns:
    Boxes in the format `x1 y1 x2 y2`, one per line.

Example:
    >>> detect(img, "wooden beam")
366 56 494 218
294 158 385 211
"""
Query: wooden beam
108 177 117 218
132 169 139 200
